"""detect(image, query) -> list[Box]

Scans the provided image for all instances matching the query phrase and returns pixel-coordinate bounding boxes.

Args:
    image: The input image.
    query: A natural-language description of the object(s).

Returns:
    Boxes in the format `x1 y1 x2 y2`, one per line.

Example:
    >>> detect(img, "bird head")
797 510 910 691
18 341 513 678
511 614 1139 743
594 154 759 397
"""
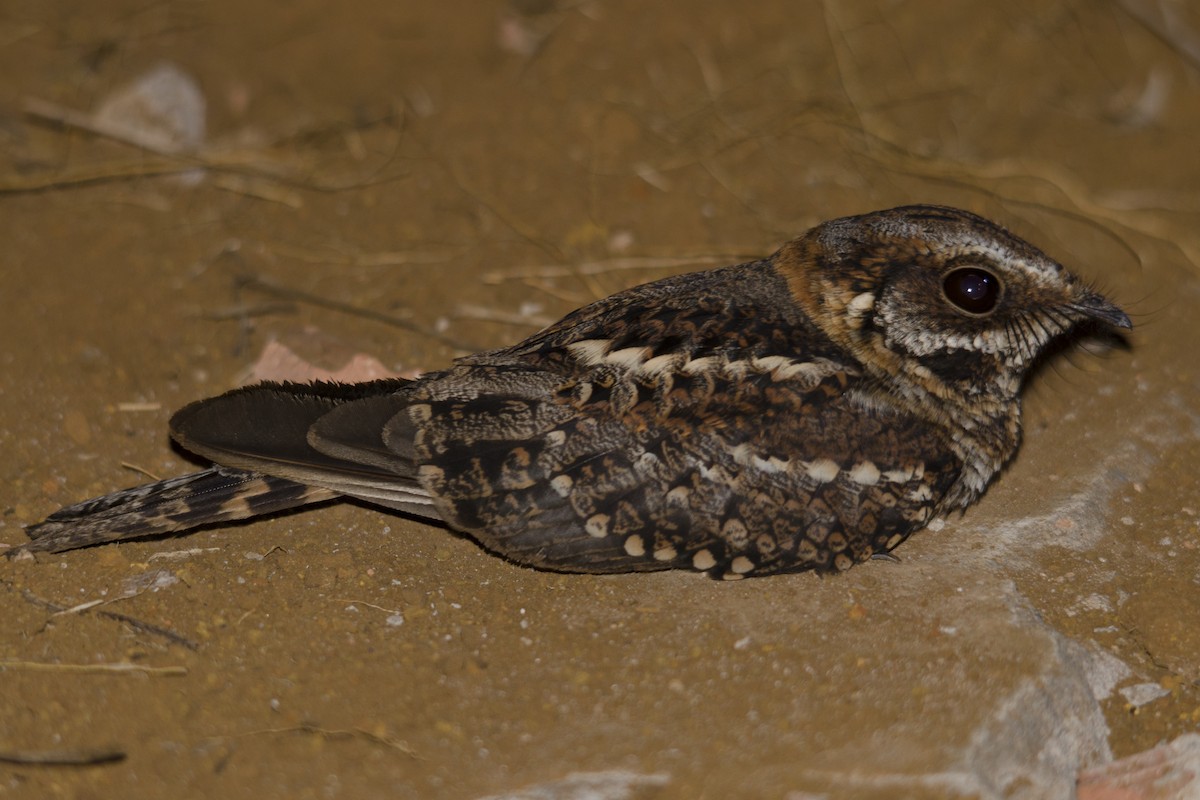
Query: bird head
778 205 1130 403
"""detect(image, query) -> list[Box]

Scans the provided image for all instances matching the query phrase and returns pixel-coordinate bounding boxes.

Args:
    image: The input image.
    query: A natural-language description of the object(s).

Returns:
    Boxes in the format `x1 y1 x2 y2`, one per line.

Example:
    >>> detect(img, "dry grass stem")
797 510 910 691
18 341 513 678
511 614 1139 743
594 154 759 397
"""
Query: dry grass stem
239 274 482 352
119 462 163 481
11 96 395 197
453 304 556 329
236 724 420 759
334 598 401 615
1 660 187 676
1116 0 1200 74
858 135 1198 270
115 402 162 413
20 588 199 650
0 746 126 766
482 255 738 284
265 241 461 269
148 547 222 562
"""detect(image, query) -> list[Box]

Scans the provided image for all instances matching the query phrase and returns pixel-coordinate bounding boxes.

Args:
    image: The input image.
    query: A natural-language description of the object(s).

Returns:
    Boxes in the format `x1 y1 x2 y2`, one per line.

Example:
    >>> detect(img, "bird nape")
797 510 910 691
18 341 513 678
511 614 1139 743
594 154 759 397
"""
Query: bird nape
12 205 1131 579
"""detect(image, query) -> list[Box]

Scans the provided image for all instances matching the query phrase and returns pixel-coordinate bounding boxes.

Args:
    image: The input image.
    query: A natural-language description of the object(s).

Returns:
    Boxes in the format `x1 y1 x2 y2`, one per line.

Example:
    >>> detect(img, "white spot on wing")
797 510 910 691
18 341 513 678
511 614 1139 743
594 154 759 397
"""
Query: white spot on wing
757 455 789 473
848 461 881 486
773 357 846 385
681 356 718 375
731 444 788 474
550 474 573 497
907 484 933 502
639 353 681 376
666 486 690 505
730 443 755 467
751 355 792 372
848 292 875 314
605 346 651 369
585 514 610 538
636 451 659 469
654 545 677 561
722 360 749 378
882 466 915 483
566 339 614 366
802 459 840 483
624 535 646 557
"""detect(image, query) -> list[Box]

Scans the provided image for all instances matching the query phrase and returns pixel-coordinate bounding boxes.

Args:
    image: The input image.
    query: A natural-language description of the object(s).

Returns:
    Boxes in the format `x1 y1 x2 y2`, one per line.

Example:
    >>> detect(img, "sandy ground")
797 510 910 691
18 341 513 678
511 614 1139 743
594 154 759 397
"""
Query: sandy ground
2 1 1199 798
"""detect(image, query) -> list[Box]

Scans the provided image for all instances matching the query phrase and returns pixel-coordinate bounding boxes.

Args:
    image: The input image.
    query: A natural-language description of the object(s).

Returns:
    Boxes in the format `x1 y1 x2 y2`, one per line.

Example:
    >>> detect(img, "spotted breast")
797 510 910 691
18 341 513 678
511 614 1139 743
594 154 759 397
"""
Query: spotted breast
13 206 1131 579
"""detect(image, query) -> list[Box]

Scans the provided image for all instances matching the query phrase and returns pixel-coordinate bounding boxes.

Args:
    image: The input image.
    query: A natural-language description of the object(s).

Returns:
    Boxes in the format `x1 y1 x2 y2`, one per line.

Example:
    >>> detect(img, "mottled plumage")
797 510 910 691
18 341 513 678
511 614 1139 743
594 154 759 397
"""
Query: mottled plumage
13 206 1130 578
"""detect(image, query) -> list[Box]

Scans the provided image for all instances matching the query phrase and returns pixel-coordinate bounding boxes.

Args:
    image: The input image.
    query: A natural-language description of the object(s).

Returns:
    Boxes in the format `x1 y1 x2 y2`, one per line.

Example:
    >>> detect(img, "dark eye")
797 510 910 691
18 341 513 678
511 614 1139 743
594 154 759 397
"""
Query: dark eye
942 267 1001 314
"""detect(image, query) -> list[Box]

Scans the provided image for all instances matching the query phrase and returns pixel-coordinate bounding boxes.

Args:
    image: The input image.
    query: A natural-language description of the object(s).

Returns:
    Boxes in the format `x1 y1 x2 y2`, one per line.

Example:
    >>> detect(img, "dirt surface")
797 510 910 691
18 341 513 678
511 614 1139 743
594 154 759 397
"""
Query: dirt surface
2 1 1199 798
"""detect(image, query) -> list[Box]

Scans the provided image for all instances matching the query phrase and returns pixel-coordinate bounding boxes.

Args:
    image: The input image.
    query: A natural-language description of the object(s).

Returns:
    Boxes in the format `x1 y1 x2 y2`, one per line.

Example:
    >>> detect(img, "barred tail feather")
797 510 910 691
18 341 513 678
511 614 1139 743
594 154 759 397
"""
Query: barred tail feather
12 467 337 555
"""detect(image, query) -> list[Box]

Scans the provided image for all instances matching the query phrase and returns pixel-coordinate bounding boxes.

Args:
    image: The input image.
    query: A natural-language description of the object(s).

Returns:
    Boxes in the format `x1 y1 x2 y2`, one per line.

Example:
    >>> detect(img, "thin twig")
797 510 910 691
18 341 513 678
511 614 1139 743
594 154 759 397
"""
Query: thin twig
264 241 461 269
238 274 483 353
148 547 222 562
14 96 402 196
1115 0 1200 74
23 96 201 159
519 278 592 306
0 660 186 676
211 174 304 209
0 747 125 766
334 598 401 615
854 131 1193 270
51 599 106 617
199 301 298 321
453 304 555 329
423 138 565 263
482 255 741 284
115 403 162 413
20 588 199 651
119 462 163 481
234 724 420 759
0 157 209 195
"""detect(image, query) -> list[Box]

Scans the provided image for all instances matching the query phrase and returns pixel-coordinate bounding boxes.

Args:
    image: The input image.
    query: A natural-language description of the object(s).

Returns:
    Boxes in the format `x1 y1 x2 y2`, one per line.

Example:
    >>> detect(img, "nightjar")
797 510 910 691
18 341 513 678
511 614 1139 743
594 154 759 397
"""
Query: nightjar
13 206 1130 578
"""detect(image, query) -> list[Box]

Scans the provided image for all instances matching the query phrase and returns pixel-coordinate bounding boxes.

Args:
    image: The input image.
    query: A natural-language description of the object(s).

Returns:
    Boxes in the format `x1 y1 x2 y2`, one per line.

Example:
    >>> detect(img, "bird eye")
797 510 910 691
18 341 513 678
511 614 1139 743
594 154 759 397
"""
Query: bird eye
942 267 1000 315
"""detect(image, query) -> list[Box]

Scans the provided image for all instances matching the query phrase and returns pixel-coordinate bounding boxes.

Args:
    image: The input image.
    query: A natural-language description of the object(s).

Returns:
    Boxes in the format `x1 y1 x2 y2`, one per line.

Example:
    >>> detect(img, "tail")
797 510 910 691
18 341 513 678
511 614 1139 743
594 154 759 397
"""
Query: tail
11 467 336 555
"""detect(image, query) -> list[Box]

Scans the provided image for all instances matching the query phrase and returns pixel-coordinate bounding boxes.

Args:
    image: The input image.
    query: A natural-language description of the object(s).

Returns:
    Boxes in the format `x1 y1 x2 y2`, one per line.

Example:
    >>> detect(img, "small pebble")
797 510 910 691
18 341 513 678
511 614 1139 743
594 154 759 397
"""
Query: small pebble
1119 682 1170 708
63 410 92 446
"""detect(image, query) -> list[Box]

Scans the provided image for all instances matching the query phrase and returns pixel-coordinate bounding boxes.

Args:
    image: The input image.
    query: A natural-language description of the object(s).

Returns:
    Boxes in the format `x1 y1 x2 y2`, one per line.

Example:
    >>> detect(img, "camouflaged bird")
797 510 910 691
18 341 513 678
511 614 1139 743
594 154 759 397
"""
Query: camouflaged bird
13 206 1131 578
